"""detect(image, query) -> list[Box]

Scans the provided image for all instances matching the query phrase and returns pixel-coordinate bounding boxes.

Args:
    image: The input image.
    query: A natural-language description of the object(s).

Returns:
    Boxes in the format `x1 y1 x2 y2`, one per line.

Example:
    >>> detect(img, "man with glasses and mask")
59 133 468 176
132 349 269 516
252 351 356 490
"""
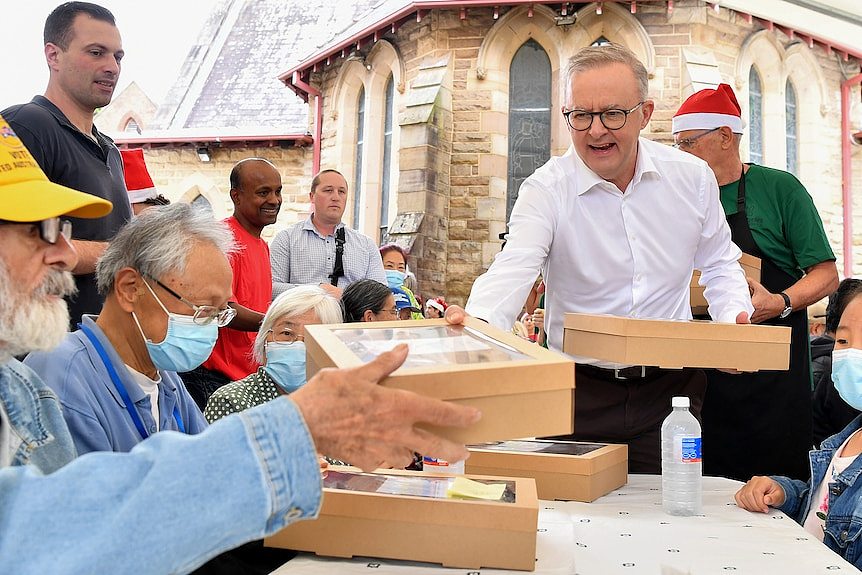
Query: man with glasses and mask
24 202 228 454
462 44 753 473
673 84 837 481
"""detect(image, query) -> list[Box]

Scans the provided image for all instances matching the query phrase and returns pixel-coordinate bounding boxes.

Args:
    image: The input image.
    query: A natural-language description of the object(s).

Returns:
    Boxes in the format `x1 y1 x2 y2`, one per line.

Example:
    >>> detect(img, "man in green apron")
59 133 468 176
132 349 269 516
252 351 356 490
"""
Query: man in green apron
673 84 838 481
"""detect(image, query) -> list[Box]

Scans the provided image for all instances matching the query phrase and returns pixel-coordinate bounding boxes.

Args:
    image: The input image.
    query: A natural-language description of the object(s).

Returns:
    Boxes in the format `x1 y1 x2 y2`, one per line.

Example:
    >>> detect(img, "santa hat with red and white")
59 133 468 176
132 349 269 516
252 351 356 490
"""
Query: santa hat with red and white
120 148 159 203
672 83 745 135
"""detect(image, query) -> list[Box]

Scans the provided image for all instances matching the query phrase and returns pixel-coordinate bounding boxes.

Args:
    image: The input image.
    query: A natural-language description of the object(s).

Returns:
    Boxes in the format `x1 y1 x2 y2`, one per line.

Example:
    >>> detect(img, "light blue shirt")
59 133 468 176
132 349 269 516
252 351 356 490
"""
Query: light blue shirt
0 356 322 574
270 216 387 298
23 315 207 455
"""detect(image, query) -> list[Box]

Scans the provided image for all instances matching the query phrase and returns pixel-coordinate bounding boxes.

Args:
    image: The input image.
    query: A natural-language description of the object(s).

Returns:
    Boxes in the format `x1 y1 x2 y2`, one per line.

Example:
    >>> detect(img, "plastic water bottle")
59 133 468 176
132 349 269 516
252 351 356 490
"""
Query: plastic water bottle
661 396 702 516
422 456 465 474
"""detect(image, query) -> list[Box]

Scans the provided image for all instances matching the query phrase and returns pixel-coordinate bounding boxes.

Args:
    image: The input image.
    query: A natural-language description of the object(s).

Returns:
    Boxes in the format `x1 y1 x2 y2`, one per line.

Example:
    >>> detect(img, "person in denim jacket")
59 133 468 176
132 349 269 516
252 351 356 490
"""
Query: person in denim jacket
736 290 862 569
0 113 479 574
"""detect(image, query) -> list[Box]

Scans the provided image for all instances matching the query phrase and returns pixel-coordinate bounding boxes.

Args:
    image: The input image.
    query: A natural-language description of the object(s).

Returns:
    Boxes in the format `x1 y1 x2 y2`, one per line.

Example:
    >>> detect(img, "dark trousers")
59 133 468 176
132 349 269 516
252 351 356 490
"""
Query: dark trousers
179 365 232 411
547 365 707 474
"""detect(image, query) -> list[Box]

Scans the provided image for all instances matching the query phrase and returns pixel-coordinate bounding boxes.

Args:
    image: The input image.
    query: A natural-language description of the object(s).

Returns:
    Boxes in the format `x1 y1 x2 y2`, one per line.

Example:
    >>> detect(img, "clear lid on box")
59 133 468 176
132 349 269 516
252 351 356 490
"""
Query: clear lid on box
330 323 532 368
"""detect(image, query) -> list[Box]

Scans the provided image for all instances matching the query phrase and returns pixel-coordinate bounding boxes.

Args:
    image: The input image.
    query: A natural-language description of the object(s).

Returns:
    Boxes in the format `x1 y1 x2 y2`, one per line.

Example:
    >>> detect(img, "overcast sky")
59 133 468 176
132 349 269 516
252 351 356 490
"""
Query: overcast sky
0 1 218 110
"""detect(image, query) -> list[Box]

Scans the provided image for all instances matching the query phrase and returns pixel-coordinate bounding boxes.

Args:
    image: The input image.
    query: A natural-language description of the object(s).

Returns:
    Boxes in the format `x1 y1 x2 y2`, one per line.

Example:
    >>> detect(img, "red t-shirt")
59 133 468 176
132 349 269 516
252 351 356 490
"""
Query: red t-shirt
203 216 272 380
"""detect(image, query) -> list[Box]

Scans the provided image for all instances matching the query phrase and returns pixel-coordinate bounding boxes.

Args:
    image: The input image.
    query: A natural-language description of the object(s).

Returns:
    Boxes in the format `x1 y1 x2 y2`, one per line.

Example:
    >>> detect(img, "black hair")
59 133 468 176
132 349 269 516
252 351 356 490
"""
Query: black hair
44 2 116 49
341 279 391 322
826 278 862 334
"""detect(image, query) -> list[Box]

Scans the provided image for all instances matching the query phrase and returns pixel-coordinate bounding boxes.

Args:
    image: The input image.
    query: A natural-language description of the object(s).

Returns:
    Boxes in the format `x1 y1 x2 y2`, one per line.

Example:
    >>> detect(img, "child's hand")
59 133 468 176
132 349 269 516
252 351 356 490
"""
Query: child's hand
734 476 786 513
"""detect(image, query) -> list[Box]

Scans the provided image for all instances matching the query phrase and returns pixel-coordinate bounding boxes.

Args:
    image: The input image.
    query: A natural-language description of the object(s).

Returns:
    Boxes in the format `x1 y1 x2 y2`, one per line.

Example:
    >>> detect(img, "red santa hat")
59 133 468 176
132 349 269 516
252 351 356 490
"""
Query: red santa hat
120 148 158 203
672 83 744 135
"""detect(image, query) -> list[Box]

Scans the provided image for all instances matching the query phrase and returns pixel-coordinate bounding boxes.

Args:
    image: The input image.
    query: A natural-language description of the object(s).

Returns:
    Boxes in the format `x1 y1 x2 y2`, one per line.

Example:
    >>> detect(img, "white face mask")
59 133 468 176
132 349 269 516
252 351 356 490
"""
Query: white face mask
263 341 307 393
832 348 862 411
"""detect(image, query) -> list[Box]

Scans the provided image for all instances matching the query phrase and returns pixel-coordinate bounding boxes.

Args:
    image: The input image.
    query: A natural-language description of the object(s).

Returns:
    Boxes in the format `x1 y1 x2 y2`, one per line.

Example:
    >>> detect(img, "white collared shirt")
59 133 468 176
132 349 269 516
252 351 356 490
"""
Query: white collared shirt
466 138 753 367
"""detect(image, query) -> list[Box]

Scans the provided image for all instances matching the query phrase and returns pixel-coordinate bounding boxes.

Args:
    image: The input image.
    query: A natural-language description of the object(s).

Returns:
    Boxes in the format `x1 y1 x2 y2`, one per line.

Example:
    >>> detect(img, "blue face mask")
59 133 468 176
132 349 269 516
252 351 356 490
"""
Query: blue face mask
132 281 219 373
832 348 862 411
386 269 407 290
263 341 307 393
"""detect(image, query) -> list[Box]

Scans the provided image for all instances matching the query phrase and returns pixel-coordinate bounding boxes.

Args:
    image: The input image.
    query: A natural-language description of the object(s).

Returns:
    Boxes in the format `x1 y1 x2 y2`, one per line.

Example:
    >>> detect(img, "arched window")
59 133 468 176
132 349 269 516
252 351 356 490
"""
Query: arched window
379 76 394 243
124 117 141 134
748 67 763 164
353 87 365 229
191 194 213 214
592 35 612 46
507 39 551 220
785 80 798 175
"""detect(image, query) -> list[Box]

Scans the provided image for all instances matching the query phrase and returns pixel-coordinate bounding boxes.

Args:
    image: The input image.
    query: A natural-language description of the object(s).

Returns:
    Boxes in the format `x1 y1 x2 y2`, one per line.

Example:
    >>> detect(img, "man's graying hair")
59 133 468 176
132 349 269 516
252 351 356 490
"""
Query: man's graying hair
563 43 649 105
96 203 236 295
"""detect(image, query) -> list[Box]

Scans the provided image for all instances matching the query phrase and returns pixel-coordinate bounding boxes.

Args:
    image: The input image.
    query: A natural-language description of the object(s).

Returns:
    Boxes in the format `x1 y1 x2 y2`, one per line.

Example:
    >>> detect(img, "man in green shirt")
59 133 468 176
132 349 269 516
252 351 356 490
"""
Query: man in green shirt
673 84 838 481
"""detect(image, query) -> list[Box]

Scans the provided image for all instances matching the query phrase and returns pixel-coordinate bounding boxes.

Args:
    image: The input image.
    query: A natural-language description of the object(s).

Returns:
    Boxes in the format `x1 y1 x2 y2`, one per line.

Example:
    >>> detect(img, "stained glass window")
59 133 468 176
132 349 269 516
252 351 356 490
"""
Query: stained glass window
191 194 213 214
748 68 763 164
507 39 551 220
785 80 798 175
380 76 394 243
353 87 365 229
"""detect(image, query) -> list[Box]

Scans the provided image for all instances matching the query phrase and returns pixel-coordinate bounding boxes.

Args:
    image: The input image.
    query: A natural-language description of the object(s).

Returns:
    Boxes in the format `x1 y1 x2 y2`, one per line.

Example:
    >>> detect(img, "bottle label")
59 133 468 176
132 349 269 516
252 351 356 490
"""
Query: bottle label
677 436 702 463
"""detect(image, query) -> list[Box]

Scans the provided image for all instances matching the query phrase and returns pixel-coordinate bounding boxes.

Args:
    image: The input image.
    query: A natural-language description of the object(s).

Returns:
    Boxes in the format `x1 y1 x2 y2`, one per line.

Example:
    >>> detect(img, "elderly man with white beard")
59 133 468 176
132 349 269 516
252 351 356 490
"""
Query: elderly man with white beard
0 115 480 574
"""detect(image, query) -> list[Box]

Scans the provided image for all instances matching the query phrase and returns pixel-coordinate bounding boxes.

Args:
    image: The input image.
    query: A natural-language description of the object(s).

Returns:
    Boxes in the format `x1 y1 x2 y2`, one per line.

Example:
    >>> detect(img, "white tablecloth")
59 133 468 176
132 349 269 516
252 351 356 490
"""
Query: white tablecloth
270 475 857 574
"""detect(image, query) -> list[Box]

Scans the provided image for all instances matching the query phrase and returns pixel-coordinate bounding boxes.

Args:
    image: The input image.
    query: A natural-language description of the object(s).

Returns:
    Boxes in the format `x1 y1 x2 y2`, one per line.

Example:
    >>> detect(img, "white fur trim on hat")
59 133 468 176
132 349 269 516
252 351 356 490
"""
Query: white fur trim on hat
127 186 158 204
672 112 744 135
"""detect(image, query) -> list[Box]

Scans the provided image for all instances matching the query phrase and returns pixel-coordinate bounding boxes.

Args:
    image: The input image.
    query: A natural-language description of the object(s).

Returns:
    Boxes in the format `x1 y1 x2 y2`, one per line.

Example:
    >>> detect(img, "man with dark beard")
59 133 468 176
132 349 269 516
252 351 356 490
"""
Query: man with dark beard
0 115 480 573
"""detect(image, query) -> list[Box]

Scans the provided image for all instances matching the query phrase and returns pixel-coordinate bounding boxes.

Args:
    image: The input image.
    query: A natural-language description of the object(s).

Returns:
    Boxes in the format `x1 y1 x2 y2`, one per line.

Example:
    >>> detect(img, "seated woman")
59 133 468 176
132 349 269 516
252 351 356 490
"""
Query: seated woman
204 286 342 423
341 279 399 322
735 289 862 569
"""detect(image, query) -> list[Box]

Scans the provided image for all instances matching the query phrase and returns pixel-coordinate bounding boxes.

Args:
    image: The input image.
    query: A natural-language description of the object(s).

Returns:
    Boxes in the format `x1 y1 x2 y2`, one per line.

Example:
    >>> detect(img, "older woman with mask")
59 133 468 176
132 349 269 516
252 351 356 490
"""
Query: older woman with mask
204 286 342 423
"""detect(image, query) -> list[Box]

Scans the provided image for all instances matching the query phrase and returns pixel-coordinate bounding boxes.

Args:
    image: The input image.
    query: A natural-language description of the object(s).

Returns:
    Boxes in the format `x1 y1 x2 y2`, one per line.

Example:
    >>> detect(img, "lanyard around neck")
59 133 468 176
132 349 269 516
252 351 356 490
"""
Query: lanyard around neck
79 323 185 440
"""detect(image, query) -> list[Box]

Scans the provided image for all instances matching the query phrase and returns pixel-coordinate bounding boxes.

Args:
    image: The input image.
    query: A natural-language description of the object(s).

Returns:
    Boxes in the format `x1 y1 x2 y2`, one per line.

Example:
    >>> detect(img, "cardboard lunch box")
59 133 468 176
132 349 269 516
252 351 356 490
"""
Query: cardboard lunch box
265 466 539 571
304 317 575 444
691 252 761 315
466 439 628 502
562 313 791 372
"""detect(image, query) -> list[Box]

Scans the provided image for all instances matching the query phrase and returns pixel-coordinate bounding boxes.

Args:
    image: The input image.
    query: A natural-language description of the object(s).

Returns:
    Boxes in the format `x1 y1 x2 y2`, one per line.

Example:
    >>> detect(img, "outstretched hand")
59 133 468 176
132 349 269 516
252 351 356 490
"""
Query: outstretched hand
291 344 481 471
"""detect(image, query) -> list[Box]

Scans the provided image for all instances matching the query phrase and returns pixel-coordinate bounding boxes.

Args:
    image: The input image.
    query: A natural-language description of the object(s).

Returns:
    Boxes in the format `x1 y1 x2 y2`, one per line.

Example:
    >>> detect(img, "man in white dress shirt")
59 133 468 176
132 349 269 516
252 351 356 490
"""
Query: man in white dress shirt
464 44 753 472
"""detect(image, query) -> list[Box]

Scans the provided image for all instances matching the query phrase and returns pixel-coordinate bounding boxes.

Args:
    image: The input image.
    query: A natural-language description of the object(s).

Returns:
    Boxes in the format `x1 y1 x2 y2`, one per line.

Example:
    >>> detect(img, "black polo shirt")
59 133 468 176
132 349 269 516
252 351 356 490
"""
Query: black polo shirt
2 96 132 326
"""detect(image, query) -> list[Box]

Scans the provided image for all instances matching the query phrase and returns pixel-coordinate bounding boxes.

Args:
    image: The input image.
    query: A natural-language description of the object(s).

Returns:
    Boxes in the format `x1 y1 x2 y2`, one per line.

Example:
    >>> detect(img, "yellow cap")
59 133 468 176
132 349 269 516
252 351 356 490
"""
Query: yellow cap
0 114 112 221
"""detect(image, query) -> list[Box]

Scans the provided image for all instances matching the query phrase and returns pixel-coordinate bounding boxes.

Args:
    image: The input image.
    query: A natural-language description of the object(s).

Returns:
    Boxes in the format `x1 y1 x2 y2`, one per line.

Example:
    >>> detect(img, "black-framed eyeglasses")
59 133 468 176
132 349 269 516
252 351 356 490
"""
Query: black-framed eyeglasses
149 277 237 327
0 217 72 245
673 127 720 150
563 101 645 131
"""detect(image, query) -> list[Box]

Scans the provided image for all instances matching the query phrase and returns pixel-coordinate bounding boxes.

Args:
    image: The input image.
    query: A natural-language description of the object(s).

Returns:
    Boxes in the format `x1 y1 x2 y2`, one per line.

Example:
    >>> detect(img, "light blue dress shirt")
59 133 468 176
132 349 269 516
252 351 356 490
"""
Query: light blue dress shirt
270 216 387 298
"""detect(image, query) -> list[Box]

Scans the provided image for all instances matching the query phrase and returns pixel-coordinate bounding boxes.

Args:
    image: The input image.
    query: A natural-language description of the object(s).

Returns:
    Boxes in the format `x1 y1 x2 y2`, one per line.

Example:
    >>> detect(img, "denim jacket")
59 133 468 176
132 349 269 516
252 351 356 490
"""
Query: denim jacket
774 415 862 569
0 357 322 574
0 358 76 473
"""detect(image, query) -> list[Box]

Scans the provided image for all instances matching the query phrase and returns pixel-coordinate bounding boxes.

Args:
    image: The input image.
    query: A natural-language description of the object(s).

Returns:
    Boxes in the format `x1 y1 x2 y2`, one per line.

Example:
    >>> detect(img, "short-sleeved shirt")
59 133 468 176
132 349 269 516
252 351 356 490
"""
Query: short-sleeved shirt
203 216 272 381
1 96 132 325
719 164 835 279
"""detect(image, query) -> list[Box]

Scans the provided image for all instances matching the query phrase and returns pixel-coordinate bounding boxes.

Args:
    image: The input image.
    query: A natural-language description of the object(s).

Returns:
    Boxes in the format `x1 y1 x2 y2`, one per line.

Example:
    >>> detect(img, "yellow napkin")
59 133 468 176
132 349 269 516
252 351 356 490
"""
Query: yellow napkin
446 476 506 501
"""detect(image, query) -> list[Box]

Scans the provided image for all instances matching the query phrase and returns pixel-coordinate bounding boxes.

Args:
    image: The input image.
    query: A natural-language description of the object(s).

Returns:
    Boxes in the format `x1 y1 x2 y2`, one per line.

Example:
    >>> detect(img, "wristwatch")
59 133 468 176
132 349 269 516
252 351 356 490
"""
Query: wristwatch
778 292 793 319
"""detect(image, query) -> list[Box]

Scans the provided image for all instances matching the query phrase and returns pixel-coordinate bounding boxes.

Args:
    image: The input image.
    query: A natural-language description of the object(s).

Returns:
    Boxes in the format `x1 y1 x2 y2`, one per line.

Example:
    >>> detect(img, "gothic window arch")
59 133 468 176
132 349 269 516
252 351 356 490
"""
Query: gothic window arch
507 39 551 220
748 67 763 165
